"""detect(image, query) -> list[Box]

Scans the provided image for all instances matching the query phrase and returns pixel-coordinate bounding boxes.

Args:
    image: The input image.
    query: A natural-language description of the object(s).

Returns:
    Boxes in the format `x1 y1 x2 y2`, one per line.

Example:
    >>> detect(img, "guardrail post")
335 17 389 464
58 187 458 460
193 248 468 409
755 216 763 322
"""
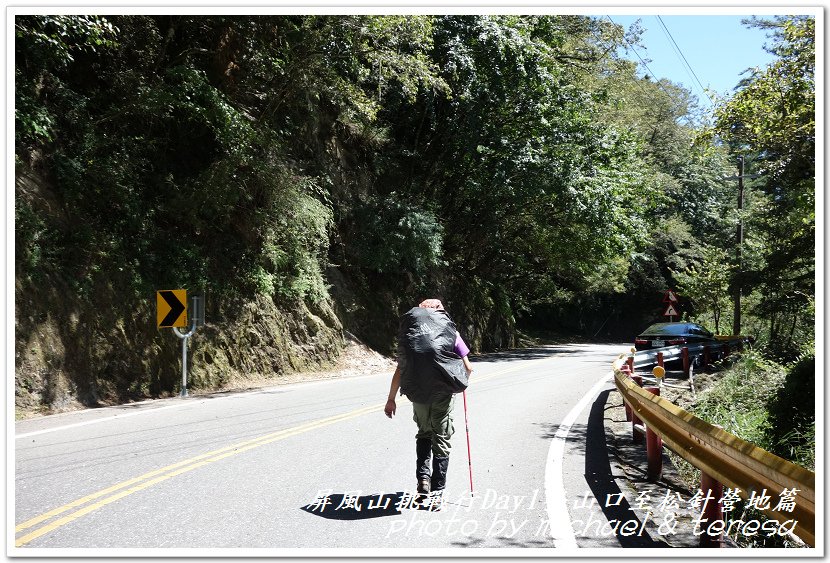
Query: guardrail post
681 347 690 377
644 386 662 481
631 411 643 444
689 361 696 397
619 364 633 421
699 472 724 547
656 352 664 368
612 348 816 547
631 374 643 444
626 355 634 373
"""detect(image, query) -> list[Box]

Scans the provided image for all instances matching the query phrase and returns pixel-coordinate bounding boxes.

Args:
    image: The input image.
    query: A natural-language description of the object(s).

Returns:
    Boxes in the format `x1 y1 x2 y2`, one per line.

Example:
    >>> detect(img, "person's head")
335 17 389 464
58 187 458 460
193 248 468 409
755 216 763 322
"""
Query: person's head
418 298 444 311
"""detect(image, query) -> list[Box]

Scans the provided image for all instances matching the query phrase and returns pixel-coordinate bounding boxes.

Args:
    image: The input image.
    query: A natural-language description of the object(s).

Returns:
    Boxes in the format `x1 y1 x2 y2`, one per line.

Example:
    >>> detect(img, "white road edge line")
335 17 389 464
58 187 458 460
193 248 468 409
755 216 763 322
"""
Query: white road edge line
14 401 200 439
545 371 613 549
15 372 390 440
16 358 534 441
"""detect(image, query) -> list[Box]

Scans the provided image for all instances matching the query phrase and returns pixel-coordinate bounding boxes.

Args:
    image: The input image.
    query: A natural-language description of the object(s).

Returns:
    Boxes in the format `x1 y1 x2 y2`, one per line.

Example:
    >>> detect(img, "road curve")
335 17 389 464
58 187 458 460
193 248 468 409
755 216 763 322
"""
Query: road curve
14 343 633 553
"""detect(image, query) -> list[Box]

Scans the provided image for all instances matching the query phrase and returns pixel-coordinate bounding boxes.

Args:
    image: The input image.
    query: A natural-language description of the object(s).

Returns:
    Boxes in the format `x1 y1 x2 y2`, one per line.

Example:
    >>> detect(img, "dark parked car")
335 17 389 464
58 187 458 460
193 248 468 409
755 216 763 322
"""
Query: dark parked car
634 322 716 351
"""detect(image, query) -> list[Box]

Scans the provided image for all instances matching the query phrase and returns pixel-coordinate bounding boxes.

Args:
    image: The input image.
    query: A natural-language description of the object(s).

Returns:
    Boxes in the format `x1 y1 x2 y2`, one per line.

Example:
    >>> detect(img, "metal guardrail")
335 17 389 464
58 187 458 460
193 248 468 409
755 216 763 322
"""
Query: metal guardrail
632 337 750 370
612 362 816 547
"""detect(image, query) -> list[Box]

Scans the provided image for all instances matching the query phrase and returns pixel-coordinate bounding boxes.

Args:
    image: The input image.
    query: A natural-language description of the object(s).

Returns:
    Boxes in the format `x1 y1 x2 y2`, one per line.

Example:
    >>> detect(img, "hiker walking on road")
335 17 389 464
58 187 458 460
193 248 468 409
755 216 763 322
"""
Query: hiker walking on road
384 299 473 496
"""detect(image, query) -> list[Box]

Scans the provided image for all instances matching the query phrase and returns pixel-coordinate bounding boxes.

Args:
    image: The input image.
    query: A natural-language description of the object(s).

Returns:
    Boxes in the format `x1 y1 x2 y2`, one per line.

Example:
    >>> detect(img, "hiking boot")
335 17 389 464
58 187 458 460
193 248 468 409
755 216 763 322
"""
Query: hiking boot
430 456 450 492
416 438 432 490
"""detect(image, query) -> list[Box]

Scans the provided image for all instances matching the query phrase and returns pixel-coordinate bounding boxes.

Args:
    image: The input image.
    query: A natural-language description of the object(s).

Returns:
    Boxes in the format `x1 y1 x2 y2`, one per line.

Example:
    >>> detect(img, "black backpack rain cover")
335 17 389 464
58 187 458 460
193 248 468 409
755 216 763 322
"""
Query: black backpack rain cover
397 307 469 404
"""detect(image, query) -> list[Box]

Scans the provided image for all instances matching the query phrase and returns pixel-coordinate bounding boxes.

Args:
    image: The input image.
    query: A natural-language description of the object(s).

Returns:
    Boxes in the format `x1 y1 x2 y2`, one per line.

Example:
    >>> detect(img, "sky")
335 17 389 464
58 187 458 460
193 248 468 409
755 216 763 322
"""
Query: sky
608 14 782 108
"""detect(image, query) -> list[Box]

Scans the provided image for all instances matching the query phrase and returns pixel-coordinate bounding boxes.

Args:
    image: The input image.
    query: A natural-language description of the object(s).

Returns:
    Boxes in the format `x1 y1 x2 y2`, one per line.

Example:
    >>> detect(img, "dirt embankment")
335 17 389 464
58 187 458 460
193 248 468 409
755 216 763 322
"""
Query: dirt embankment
14 282 372 419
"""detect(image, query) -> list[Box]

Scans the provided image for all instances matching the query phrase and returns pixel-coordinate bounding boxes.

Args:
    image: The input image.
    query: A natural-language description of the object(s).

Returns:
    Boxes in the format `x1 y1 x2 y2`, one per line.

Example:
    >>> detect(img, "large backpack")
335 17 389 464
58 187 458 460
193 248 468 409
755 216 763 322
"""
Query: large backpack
397 306 469 404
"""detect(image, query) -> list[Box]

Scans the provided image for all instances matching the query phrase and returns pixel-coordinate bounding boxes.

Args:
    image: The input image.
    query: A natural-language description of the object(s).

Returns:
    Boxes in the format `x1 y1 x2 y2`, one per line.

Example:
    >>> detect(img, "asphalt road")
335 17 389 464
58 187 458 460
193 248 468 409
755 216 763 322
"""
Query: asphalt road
14 343 633 554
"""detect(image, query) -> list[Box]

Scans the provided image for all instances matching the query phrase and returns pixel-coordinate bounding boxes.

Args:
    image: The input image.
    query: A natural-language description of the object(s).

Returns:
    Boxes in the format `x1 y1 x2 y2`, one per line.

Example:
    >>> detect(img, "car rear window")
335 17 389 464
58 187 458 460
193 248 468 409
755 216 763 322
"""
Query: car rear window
641 323 689 336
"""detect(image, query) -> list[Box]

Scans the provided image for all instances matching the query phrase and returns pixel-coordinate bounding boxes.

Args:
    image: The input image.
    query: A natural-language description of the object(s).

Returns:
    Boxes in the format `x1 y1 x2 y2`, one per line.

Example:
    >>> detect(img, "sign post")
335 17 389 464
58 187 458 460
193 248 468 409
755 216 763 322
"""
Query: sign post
662 289 679 321
157 290 203 397
652 365 666 391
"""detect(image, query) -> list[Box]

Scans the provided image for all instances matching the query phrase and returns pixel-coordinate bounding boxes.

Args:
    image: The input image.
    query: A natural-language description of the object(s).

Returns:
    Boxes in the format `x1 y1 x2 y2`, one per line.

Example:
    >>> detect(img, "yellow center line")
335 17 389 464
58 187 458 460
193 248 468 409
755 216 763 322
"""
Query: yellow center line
14 431 280 533
15 403 383 547
15 399 388 535
15 355 556 547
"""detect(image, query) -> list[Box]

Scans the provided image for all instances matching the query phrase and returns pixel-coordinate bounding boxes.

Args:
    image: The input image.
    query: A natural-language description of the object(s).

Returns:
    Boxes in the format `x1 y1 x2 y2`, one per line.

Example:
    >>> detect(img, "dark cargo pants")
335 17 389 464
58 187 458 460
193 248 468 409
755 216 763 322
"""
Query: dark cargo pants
412 393 455 457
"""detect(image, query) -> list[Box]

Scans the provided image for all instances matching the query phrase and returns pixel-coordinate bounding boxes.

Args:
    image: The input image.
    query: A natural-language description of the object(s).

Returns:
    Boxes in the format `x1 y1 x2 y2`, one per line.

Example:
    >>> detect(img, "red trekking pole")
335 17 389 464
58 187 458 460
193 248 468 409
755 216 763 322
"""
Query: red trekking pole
462 390 474 496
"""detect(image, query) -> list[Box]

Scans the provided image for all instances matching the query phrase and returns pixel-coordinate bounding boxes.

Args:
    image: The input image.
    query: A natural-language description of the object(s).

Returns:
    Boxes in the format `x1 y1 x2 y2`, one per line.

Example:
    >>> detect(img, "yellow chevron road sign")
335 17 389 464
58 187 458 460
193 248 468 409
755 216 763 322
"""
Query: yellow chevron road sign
156 290 187 328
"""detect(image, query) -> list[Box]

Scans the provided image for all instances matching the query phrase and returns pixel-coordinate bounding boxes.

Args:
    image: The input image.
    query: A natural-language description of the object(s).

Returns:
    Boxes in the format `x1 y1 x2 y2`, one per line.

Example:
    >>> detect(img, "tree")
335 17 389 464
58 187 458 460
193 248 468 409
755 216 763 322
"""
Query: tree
713 15 815 357
672 245 732 333
367 15 659 347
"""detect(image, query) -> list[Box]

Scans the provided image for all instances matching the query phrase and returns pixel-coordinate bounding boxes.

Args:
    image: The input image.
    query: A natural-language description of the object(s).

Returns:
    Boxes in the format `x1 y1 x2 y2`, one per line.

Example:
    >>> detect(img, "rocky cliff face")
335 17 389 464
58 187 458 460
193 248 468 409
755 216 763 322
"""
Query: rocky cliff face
15 166 346 416
187 294 344 391
15 281 345 415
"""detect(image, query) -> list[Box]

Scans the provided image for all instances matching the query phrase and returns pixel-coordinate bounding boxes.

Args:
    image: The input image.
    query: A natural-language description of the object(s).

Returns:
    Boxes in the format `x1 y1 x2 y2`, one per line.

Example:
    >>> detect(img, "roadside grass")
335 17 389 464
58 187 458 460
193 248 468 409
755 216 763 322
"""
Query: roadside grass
666 349 814 548
692 350 784 442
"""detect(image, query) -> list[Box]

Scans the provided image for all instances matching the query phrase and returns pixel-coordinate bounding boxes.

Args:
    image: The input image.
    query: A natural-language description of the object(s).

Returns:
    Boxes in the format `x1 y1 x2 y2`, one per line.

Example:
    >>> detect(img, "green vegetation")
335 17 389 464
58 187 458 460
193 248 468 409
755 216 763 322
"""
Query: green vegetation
709 16 815 357
676 349 815 547
13 14 817 547
694 351 785 454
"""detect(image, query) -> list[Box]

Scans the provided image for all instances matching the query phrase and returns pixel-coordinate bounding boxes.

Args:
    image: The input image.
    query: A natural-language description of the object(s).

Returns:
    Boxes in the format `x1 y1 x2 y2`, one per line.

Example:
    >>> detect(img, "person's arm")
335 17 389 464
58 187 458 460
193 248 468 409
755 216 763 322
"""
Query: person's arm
385 366 401 418
455 332 473 375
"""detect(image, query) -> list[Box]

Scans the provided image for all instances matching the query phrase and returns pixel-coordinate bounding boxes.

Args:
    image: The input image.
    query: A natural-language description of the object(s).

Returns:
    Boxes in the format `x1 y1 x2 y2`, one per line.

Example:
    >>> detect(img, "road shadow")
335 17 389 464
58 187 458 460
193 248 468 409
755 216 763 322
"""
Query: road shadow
473 346 587 364
450 537 552 548
536 391 669 548
301 491 441 520
582 389 668 548
449 537 488 547
194 386 291 400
